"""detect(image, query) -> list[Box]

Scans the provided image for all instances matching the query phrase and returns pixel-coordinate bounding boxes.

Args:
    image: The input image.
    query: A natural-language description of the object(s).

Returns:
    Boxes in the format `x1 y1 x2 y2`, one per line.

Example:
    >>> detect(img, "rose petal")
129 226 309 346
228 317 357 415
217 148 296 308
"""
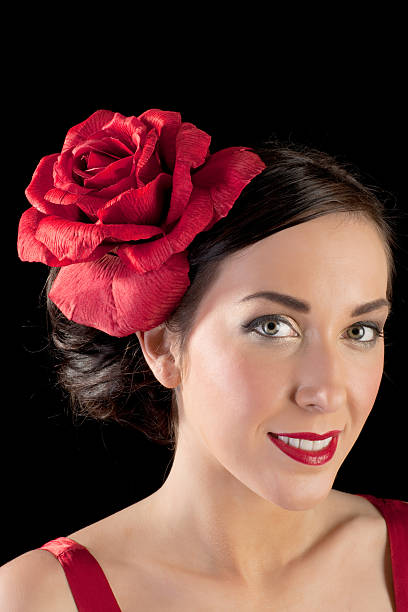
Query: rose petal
135 128 161 186
25 154 80 220
44 187 104 220
163 187 215 251
71 138 135 185
101 112 147 151
17 208 75 266
117 148 266 274
138 109 182 172
73 136 134 162
191 146 266 222
53 149 83 193
98 173 172 225
89 174 136 201
87 150 114 170
61 109 116 152
165 122 211 226
48 251 190 336
55 147 135 192
54 146 136 202
83 155 134 190
35 216 163 261
117 187 213 273
117 235 172 273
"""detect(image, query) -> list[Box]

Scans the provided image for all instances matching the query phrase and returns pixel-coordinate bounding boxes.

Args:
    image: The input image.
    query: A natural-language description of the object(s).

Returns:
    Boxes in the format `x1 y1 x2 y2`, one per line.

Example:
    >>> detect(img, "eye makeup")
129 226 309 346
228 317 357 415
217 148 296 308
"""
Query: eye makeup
241 314 386 349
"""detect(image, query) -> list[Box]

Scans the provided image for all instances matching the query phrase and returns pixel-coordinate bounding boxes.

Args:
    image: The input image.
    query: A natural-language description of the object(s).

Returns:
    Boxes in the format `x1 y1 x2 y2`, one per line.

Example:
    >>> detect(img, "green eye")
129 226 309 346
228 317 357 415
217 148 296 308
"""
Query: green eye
242 315 385 348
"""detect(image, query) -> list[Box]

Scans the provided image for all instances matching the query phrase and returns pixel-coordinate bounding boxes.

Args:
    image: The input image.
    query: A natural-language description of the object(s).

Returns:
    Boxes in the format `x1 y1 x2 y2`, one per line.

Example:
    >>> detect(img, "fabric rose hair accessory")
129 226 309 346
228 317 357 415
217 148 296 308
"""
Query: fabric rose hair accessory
17 109 266 336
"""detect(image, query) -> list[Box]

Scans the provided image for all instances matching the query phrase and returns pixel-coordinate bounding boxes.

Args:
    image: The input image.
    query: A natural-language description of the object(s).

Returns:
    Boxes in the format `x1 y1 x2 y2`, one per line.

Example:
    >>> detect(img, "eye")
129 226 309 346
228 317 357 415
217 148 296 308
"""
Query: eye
242 315 385 348
242 315 297 341
245 316 295 339
346 325 379 342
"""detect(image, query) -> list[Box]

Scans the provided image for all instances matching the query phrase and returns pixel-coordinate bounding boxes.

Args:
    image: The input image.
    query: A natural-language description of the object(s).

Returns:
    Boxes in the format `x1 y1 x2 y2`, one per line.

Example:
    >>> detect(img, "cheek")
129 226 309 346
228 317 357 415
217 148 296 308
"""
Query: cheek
184 330 285 440
348 349 385 428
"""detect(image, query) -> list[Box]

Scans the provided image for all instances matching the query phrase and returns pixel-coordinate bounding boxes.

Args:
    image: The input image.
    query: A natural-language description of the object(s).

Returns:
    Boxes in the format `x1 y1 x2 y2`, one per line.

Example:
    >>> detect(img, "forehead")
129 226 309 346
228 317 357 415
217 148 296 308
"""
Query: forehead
197 213 389 315
232 212 385 267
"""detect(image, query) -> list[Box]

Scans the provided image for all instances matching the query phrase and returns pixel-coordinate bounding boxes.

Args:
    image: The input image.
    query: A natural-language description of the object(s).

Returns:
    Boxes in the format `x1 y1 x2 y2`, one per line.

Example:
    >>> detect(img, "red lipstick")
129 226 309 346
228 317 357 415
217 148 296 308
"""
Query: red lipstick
271 431 341 441
267 431 341 466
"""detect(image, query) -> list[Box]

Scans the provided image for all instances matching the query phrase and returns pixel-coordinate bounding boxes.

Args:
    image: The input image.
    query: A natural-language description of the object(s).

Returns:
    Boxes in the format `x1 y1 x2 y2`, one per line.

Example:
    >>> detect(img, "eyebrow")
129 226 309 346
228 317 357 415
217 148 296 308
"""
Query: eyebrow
237 291 391 317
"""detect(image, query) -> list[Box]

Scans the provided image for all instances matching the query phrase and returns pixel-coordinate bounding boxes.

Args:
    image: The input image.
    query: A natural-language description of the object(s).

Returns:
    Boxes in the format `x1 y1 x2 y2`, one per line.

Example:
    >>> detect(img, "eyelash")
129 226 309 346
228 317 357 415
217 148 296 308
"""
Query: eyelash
242 315 385 348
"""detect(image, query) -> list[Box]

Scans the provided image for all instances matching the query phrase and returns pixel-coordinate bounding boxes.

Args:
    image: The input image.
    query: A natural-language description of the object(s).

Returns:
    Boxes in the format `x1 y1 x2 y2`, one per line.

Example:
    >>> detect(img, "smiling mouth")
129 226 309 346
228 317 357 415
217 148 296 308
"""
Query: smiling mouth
268 430 342 441
267 432 341 465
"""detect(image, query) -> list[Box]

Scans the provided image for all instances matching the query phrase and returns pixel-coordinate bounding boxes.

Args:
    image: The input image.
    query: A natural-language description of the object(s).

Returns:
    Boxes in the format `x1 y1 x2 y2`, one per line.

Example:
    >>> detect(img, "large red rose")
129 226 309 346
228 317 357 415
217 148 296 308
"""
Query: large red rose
17 109 266 336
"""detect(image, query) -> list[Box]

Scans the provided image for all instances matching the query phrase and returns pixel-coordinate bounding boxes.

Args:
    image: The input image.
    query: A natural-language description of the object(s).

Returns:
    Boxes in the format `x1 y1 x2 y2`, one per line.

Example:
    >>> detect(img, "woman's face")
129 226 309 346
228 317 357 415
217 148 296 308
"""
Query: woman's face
174 212 390 509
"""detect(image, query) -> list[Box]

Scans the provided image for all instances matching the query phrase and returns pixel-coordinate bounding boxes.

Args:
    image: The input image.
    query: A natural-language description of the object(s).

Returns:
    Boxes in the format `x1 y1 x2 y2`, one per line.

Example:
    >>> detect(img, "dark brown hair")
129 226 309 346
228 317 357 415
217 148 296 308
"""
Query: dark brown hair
44 138 402 452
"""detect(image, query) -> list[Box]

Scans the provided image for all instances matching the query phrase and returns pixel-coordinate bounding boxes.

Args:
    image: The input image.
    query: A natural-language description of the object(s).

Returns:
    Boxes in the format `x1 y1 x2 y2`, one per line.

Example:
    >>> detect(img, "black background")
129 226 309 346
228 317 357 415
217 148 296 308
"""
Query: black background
4 41 408 566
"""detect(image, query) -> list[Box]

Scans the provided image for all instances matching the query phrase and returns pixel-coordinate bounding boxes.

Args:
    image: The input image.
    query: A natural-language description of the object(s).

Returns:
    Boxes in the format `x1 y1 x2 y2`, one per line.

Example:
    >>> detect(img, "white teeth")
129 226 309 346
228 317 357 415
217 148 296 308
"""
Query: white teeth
288 438 300 449
312 438 332 451
299 439 314 451
277 435 333 451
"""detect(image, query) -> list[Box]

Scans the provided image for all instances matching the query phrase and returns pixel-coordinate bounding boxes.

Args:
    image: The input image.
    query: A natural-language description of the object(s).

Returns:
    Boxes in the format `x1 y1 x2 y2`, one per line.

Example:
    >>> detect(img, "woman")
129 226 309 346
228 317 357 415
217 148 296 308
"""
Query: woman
2 108 407 610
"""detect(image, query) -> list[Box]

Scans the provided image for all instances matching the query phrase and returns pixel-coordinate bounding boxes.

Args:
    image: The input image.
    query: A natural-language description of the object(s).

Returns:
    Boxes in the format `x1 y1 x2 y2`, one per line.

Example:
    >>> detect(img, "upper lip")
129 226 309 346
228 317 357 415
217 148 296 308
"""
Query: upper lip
268 430 342 441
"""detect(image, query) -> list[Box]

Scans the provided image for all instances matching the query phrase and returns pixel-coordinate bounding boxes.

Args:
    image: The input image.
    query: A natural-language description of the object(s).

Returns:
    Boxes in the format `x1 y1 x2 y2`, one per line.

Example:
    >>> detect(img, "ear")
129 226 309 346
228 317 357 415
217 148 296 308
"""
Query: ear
135 325 181 389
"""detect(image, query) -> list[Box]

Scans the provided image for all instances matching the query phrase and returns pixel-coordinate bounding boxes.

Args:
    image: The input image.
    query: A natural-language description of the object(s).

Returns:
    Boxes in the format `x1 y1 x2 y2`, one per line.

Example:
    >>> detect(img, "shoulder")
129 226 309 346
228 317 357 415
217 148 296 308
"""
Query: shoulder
0 548 77 611
325 490 390 551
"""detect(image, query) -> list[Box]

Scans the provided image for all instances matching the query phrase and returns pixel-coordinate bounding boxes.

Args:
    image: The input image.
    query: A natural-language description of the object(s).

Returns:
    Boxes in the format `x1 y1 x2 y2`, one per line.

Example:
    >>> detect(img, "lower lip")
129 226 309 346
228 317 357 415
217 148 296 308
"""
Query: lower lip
267 433 339 466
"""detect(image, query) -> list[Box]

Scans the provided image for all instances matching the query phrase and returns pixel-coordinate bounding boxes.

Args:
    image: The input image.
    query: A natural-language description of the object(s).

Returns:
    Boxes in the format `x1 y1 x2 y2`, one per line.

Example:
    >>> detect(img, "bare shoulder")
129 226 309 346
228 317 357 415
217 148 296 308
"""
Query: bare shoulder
329 489 390 534
325 490 392 564
329 488 386 520
0 549 77 611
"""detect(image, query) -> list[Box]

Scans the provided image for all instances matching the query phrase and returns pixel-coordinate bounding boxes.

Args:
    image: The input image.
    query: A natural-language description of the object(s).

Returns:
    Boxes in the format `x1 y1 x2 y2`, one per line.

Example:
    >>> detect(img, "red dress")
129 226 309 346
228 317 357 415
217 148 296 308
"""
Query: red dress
39 493 407 611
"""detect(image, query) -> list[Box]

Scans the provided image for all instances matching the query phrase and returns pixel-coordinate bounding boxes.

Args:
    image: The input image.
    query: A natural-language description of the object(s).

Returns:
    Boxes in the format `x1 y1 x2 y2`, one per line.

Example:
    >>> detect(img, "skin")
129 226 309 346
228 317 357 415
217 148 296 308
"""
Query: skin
135 211 391 593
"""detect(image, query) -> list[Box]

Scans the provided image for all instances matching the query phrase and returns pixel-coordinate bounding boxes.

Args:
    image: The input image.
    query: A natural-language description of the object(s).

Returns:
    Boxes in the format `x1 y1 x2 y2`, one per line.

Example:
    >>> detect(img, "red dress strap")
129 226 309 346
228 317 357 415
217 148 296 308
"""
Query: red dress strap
39 536 121 612
357 493 408 611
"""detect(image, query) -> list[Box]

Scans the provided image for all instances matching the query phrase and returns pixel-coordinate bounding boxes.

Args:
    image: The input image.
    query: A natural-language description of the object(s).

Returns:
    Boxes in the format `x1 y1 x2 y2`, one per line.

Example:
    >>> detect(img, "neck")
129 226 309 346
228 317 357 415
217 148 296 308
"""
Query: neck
138 423 334 587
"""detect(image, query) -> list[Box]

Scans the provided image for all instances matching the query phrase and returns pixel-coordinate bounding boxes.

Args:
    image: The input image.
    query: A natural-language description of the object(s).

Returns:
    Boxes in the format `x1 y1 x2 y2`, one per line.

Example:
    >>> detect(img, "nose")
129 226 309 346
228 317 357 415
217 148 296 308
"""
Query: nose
294 384 345 414
292 331 348 414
